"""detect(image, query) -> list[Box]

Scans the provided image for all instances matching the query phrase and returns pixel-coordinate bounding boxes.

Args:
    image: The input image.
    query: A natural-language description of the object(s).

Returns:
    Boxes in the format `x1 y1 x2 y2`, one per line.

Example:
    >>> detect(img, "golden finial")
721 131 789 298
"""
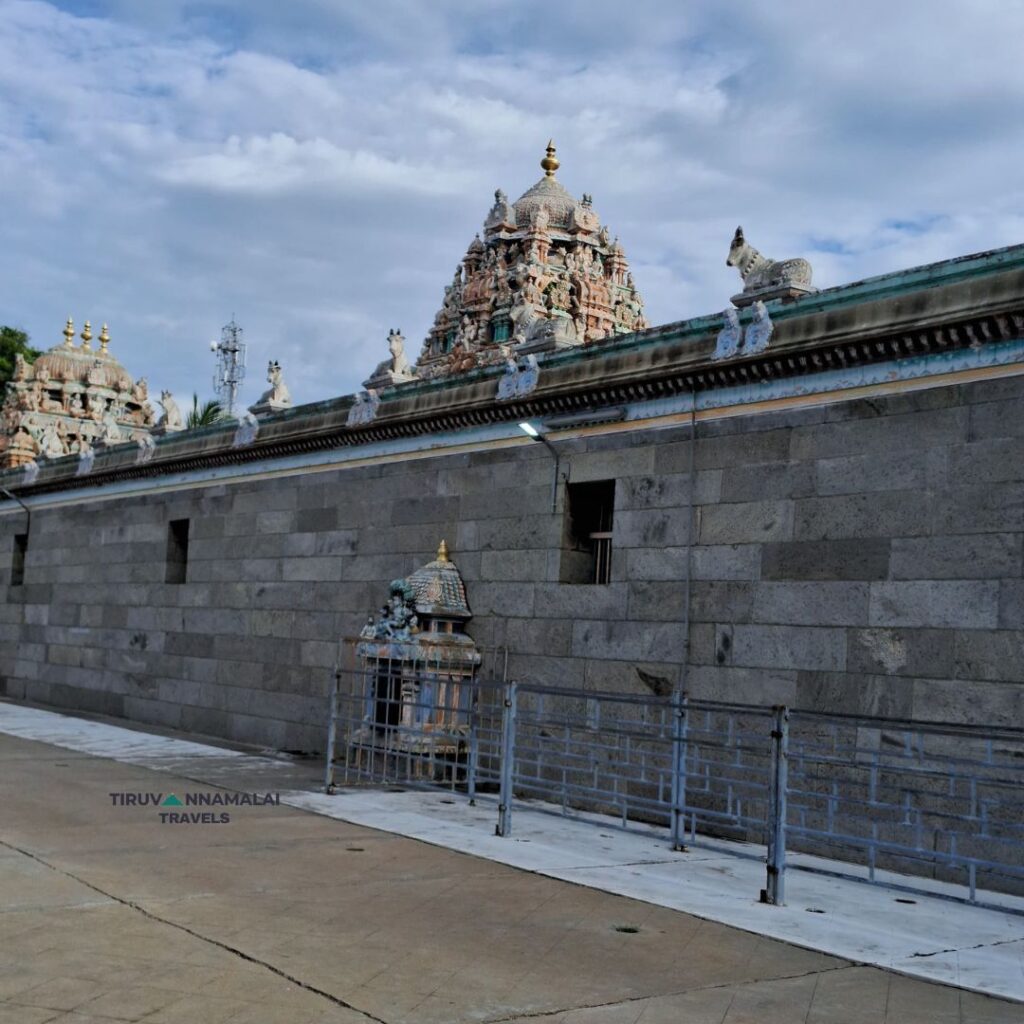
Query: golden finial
62 317 74 348
80 320 92 350
99 324 110 353
541 139 559 178
436 539 450 563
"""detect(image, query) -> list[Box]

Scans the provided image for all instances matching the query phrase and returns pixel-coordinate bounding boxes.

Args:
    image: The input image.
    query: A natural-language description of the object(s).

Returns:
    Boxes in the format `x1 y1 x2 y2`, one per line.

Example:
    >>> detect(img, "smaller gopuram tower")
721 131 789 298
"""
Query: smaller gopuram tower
413 142 649 380
0 318 155 468
353 541 481 754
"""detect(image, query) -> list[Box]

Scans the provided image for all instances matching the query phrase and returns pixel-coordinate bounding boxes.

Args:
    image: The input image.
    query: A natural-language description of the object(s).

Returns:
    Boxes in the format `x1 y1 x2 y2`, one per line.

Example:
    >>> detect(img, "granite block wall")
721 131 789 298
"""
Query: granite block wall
1 372 1022 751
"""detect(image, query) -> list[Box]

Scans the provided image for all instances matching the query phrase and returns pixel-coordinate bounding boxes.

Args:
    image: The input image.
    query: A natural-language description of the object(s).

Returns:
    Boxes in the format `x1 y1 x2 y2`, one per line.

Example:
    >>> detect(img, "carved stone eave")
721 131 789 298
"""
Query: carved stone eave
6 244 1024 497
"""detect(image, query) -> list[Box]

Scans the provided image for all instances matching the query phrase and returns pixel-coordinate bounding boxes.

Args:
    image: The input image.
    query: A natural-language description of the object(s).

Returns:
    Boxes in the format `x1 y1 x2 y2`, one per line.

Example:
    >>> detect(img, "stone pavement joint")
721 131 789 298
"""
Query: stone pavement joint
0 835 388 1024
480 962 859 1024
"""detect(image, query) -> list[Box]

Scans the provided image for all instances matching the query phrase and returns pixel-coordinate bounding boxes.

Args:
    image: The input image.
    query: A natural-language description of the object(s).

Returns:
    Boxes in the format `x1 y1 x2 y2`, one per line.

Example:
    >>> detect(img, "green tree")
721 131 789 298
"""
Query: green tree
186 393 226 428
0 326 41 389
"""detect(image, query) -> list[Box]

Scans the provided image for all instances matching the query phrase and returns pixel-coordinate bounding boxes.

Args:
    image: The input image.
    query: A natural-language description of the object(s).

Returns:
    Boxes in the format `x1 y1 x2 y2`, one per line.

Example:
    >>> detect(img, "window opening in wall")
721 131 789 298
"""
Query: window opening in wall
560 479 615 585
11 533 27 586
166 519 189 584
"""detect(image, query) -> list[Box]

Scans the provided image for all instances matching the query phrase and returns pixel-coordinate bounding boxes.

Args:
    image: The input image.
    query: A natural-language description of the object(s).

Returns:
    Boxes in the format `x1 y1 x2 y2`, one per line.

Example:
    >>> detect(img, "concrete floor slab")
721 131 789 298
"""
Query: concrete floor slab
1 700 1022 1022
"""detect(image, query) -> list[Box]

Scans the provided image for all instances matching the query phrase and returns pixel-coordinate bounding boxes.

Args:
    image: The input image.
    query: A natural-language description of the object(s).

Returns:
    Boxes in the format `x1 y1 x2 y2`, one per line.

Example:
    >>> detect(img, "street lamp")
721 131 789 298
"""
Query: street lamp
518 421 561 513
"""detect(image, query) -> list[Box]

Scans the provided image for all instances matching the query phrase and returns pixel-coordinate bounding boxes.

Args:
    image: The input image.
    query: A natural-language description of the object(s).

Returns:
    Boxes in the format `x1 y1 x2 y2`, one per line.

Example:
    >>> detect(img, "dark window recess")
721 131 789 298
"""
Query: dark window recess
165 519 189 584
11 533 27 586
560 480 615 585
374 659 402 730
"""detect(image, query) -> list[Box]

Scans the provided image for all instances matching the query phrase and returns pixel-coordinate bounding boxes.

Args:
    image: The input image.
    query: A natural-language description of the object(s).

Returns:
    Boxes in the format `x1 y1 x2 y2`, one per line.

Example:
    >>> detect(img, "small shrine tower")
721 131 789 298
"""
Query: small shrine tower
353 541 481 754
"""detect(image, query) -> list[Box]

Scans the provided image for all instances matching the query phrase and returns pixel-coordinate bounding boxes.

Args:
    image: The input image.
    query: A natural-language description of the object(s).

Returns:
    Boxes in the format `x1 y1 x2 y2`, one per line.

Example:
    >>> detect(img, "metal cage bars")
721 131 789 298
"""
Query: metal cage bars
325 674 1024 909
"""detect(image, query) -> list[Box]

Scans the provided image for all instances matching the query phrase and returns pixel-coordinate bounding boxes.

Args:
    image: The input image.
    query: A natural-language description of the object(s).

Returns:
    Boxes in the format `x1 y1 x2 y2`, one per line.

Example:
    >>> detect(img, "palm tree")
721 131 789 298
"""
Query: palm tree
186 394 225 429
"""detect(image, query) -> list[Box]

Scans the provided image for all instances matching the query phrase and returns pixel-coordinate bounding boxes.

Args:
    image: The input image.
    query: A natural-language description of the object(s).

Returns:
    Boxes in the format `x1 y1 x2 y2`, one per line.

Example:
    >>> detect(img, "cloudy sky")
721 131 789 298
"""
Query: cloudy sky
2 1 1024 409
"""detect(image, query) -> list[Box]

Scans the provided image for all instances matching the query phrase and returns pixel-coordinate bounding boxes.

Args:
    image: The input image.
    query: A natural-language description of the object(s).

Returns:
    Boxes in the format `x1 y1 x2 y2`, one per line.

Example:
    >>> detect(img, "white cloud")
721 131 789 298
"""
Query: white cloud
1 0 1023 409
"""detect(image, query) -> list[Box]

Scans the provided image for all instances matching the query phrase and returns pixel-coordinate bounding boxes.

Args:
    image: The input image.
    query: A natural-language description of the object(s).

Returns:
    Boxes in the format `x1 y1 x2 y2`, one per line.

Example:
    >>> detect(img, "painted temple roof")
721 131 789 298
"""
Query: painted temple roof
0 318 155 469
405 540 471 620
435 142 644 355
361 142 648 387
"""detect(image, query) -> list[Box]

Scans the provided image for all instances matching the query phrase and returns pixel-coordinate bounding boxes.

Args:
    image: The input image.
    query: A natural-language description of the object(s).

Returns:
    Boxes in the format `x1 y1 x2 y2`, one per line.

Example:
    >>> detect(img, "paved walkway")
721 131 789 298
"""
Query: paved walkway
0 705 1022 1022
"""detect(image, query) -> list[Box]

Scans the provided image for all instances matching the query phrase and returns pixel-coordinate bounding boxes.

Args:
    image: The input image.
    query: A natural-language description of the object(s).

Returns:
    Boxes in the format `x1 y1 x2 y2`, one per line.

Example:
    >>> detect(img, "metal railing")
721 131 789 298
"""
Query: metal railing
325 673 1024 909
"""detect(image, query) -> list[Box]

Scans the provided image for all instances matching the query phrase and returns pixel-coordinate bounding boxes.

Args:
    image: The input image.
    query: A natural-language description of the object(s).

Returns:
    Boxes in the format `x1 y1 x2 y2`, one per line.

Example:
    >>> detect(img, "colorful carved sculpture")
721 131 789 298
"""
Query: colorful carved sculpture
0 319 155 468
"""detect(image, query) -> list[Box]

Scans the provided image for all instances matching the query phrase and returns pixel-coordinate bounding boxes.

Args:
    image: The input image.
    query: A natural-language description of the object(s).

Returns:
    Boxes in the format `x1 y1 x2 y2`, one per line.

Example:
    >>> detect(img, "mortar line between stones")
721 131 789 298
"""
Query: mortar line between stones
0 837 389 1024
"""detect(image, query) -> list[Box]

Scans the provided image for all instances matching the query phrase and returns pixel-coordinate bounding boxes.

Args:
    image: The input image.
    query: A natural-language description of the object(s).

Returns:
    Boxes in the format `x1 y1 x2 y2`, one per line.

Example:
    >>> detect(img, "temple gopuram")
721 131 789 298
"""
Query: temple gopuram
411 142 647 381
0 318 155 468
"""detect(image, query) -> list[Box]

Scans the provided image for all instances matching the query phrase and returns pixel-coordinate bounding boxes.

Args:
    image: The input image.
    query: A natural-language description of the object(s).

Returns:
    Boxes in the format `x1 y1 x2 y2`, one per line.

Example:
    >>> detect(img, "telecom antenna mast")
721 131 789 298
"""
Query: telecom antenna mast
211 317 246 417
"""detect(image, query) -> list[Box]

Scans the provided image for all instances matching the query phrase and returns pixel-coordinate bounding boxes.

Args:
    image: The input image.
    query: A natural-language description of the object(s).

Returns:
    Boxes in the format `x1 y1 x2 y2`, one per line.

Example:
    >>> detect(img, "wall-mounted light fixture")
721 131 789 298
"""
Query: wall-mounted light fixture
518 421 561 513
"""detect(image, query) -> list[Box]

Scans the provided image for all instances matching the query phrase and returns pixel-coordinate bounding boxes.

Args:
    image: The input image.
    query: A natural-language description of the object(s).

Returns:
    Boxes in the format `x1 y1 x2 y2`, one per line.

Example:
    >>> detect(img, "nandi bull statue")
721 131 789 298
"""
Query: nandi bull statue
727 226 815 307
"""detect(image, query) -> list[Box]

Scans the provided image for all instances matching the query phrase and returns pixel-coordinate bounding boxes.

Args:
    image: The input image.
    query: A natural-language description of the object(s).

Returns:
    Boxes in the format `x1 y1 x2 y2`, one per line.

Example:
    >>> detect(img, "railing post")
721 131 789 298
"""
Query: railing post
670 690 689 851
467 688 480 806
762 704 790 905
495 680 518 837
324 666 341 794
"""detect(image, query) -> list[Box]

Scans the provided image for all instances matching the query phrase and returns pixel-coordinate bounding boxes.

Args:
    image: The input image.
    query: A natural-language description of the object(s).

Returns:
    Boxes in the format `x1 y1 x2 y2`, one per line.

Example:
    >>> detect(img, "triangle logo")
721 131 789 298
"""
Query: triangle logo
162 794 183 807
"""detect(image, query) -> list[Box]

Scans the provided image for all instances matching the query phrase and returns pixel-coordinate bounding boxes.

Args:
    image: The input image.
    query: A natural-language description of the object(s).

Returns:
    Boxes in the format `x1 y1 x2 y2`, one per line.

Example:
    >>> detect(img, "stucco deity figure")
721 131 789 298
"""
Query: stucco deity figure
12 353 29 382
362 579 420 640
347 388 380 428
136 433 156 464
156 391 184 432
100 410 124 445
496 353 540 400
232 412 259 448
458 315 479 347
39 420 69 459
744 301 774 355
485 188 516 230
132 378 149 404
76 438 95 476
88 393 107 422
713 308 743 361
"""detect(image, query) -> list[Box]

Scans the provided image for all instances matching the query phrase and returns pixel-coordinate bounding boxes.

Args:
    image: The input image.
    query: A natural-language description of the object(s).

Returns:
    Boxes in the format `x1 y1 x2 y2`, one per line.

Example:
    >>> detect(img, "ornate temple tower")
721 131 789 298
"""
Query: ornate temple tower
0 319 155 468
413 142 648 380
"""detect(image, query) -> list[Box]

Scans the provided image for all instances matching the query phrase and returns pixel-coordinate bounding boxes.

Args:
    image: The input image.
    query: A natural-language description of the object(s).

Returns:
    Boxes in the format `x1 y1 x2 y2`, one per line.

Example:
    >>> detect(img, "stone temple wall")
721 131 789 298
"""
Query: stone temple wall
1 371 1022 752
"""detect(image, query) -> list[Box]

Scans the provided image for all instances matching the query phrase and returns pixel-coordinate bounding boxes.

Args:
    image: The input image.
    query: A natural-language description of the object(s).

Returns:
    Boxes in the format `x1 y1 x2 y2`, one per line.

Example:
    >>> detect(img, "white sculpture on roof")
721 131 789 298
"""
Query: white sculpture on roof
250 360 293 416
156 390 184 433
727 226 815 307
